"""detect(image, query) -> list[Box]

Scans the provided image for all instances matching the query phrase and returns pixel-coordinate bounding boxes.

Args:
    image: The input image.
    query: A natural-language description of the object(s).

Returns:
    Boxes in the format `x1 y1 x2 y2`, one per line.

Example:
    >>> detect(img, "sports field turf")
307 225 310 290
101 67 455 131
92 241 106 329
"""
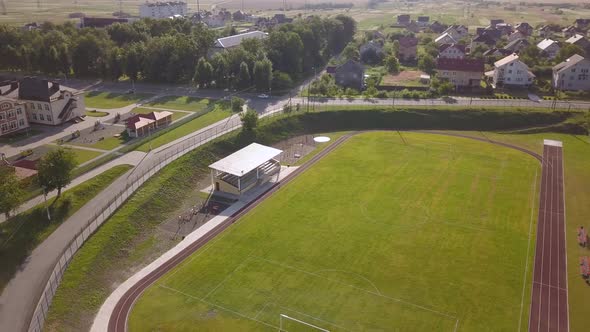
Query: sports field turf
129 132 540 331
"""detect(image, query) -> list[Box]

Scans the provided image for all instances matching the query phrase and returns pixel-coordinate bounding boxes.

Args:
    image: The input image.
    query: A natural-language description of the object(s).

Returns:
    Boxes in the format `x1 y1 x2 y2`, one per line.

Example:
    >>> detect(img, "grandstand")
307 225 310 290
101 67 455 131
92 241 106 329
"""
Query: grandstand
209 143 282 196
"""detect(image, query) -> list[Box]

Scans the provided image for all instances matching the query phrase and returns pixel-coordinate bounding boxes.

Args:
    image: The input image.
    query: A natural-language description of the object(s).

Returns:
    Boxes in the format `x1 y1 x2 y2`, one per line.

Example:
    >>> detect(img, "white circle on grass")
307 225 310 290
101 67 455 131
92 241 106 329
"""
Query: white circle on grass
314 136 330 143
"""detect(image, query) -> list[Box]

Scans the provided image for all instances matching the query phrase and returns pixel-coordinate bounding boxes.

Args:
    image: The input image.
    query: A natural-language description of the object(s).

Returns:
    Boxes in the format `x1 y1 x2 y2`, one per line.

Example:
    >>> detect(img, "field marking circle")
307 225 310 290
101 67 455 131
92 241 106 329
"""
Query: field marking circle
314 136 331 143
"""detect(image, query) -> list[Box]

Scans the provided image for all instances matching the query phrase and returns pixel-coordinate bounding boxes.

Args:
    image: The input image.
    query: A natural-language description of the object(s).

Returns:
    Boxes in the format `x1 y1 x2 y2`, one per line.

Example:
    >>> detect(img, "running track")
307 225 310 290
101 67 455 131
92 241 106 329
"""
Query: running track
529 140 569 332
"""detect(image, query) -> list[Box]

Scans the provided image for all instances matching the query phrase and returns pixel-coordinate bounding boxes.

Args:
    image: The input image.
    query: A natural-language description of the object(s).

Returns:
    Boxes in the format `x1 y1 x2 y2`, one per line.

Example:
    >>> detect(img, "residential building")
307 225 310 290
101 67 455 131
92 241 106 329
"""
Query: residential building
405 21 420 33
538 25 554 38
442 25 468 41
479 27 502 40
397 36 419 61
552 54 590 91
139 1 187 19
470 34 497 50
417 16 430 27
515 22 533 36
334 60 365 90
438 43 466 59
537 39 560 59
79 17 130 28
562 26 578 38
436 58 484 88
488 53 535 87
508 31 525 43
209 31 268 56
397 14 410 25
0 77 85 126
429 21 447 33
504 38 530 53
360 41 384 64
483 48 512 57
574 19 590 31
435 32 457 45
495 23 513 36
0 96 29 137
565 34 590 52
490 19 504 28
126 111 173 137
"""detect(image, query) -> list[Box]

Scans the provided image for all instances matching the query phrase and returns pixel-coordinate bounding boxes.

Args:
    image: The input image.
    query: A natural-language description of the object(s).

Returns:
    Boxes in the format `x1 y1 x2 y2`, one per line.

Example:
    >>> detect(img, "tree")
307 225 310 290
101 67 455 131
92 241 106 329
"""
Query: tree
0 171 24 218
437 80 454 96
385 55 400 74
240 109 258 132
231 97 245 113
237 61 251 89
342 43 360 61
37 148 78 197
124 43 144 81
556 44 585 62
193 57 214 87
253 58 273 92
418 54 436 74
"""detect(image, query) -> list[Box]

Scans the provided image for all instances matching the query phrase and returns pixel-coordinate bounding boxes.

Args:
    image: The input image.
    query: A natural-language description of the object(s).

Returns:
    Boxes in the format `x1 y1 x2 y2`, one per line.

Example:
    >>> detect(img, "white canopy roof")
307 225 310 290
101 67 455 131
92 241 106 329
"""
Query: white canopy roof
209 143 282 177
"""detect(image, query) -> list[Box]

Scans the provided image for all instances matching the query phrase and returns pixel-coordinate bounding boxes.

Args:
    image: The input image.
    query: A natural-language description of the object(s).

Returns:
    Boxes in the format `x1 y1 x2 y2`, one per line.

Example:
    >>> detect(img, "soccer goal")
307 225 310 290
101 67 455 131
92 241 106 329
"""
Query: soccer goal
279 314 330 332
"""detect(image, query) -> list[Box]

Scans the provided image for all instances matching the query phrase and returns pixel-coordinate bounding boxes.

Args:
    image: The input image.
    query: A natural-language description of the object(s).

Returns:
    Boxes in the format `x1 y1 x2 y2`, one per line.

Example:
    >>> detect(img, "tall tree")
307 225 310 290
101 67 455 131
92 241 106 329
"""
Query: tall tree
124 42 144 81
253 58 273 92
0 171 24 218
37 148 78 197
194 57 214 87
385 54 400 74
237 61 251 89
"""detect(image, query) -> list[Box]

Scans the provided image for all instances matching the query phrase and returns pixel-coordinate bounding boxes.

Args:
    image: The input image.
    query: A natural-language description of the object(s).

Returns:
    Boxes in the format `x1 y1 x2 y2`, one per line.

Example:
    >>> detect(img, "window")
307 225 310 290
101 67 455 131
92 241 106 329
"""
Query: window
46 115 52 122
9 121 17 129
44 104 49 111
37 103 42 110
19 119 25 126
32 113 37 120
508 70 513 74
39 114 44 121
0 113 4 121
571 69 576 73
507 77 511 81
8 110 14 118
509 63 514 66
582 69 589 73
1 123 7 131
16 108 22 115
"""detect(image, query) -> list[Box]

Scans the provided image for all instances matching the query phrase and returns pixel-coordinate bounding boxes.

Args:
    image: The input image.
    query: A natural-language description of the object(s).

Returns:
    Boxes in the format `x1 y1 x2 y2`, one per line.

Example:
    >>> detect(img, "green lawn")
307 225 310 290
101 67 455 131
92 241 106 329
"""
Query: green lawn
146 96 212 112
130 132 540 331
0 164 132 293
84 92 153 109
132 107 187 121
135 104 233 152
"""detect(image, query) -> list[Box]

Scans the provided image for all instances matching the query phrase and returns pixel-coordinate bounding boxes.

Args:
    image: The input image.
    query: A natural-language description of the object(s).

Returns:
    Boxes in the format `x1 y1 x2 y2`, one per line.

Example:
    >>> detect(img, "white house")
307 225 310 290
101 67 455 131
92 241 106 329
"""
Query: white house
139 1 187 19
552 54 590 91
438 43 466 59
435 32 457 45
487 53 535 87
536 39 560 59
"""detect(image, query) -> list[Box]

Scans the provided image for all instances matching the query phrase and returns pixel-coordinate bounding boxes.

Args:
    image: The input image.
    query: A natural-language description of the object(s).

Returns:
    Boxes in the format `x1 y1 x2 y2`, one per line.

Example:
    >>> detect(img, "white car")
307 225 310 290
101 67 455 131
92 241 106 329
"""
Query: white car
257 94 270 99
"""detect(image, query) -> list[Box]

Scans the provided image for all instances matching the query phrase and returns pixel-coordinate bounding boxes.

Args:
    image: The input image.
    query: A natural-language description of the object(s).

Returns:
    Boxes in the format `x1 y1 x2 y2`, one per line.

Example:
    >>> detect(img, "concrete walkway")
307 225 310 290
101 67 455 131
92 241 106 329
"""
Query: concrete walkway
0 151 146 225
91 167 298 332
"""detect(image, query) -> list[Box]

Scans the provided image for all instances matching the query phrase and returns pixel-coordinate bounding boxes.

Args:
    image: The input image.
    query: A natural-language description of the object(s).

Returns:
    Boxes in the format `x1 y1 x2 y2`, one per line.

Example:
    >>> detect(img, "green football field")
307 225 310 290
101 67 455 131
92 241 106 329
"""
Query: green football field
129 132 541 331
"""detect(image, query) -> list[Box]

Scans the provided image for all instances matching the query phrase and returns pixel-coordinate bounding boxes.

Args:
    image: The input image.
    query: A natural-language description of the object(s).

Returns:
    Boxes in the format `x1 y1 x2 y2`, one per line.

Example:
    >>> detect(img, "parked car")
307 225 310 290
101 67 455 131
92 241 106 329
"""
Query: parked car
257 94 269 99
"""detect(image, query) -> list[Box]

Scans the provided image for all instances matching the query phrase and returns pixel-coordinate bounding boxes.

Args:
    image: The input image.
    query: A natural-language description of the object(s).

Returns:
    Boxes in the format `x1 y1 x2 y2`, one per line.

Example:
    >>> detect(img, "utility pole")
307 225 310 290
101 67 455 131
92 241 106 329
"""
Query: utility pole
119 0 123 15
196 0 200 12
0 0 6 15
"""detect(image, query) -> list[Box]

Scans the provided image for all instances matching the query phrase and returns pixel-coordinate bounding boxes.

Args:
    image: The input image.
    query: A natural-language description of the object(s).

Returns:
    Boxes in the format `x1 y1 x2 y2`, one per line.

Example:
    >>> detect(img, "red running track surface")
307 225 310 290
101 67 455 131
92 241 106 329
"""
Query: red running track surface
529 143 569 332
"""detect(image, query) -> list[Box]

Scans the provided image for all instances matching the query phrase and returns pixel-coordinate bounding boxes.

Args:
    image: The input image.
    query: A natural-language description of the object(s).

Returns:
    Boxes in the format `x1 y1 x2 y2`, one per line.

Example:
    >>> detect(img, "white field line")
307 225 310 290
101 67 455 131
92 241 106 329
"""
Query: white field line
518 167 539 332
251 255 458 320
560 147 570 332
278 304 353 332
202 253 254 301
313 269 382 295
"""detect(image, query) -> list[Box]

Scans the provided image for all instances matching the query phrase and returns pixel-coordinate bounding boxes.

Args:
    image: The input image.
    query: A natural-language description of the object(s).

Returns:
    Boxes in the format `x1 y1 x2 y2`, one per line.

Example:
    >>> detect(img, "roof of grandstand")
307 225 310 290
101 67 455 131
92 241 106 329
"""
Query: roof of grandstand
209 143 282 176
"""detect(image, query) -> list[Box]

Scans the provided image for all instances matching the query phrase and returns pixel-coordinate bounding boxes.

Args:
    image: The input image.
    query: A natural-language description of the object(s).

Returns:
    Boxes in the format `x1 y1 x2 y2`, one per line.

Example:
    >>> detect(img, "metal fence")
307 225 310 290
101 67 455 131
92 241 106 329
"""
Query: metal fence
27 106 287 332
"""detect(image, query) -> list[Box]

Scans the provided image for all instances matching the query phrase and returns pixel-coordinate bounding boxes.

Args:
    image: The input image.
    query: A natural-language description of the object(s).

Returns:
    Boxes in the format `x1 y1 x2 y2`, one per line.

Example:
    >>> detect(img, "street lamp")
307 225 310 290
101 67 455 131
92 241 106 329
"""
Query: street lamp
42 186 51 221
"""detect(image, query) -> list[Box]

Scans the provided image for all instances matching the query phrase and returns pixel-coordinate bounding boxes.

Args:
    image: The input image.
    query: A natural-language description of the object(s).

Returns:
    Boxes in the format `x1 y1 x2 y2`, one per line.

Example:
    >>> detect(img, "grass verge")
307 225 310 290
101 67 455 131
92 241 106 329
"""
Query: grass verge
0 164 133 293
84 92 153 109
85 110 109 117
145 96 212 112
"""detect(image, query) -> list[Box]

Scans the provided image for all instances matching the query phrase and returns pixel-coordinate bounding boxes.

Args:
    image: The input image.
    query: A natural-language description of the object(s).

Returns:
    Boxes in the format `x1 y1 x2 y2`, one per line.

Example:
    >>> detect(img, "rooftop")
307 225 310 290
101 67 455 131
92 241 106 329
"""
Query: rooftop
210 143 282 177
566 34 587 44
537 38 558 50
214 31 267 49
494 53 520 67
553 54 586 72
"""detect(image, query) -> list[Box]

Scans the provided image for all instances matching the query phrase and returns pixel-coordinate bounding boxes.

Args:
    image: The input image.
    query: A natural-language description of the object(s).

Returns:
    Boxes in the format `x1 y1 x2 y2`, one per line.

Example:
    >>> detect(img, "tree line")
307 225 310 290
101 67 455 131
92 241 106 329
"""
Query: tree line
0 15 356 91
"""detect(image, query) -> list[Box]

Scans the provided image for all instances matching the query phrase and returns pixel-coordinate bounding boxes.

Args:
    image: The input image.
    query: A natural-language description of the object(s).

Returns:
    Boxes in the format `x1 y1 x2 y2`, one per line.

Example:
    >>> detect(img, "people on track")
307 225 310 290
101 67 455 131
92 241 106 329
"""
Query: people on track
577 226 588 247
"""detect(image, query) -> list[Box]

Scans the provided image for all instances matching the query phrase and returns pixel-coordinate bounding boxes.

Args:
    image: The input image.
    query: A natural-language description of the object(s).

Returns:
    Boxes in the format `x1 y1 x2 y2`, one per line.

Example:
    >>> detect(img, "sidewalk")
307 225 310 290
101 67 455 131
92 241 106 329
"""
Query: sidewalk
91 167 298 332
0 151 146 224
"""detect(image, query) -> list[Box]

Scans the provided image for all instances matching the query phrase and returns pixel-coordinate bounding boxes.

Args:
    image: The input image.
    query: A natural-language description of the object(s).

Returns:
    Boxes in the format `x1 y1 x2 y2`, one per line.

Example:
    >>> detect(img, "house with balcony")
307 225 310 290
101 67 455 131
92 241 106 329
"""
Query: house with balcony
436 58 484 88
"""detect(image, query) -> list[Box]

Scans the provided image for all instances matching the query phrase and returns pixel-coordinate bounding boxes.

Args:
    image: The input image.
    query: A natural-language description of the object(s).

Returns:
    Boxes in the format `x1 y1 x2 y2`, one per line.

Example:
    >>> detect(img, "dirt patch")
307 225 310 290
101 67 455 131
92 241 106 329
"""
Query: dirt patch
273 135 318 165
381 70 428 87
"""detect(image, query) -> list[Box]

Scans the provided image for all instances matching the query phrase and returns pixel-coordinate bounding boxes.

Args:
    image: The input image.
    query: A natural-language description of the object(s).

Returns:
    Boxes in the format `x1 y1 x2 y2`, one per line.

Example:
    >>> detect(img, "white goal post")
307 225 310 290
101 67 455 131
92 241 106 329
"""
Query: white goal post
279 314 330 332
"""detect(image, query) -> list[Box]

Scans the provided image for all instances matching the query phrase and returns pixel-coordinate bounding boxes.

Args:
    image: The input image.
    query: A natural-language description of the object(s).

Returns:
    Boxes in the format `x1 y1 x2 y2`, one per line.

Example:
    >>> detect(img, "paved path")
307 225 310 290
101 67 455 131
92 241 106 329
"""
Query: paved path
0 151 146 225
529 140 569 332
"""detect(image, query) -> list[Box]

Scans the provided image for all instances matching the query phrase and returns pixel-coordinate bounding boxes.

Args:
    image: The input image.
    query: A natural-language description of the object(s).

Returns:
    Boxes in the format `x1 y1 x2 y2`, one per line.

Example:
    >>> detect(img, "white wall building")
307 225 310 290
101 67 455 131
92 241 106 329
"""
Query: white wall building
487 53 535 87
139 1 187 19
0 96 29 137
537 39 560 59
553 54 590 91
438 43 466 59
